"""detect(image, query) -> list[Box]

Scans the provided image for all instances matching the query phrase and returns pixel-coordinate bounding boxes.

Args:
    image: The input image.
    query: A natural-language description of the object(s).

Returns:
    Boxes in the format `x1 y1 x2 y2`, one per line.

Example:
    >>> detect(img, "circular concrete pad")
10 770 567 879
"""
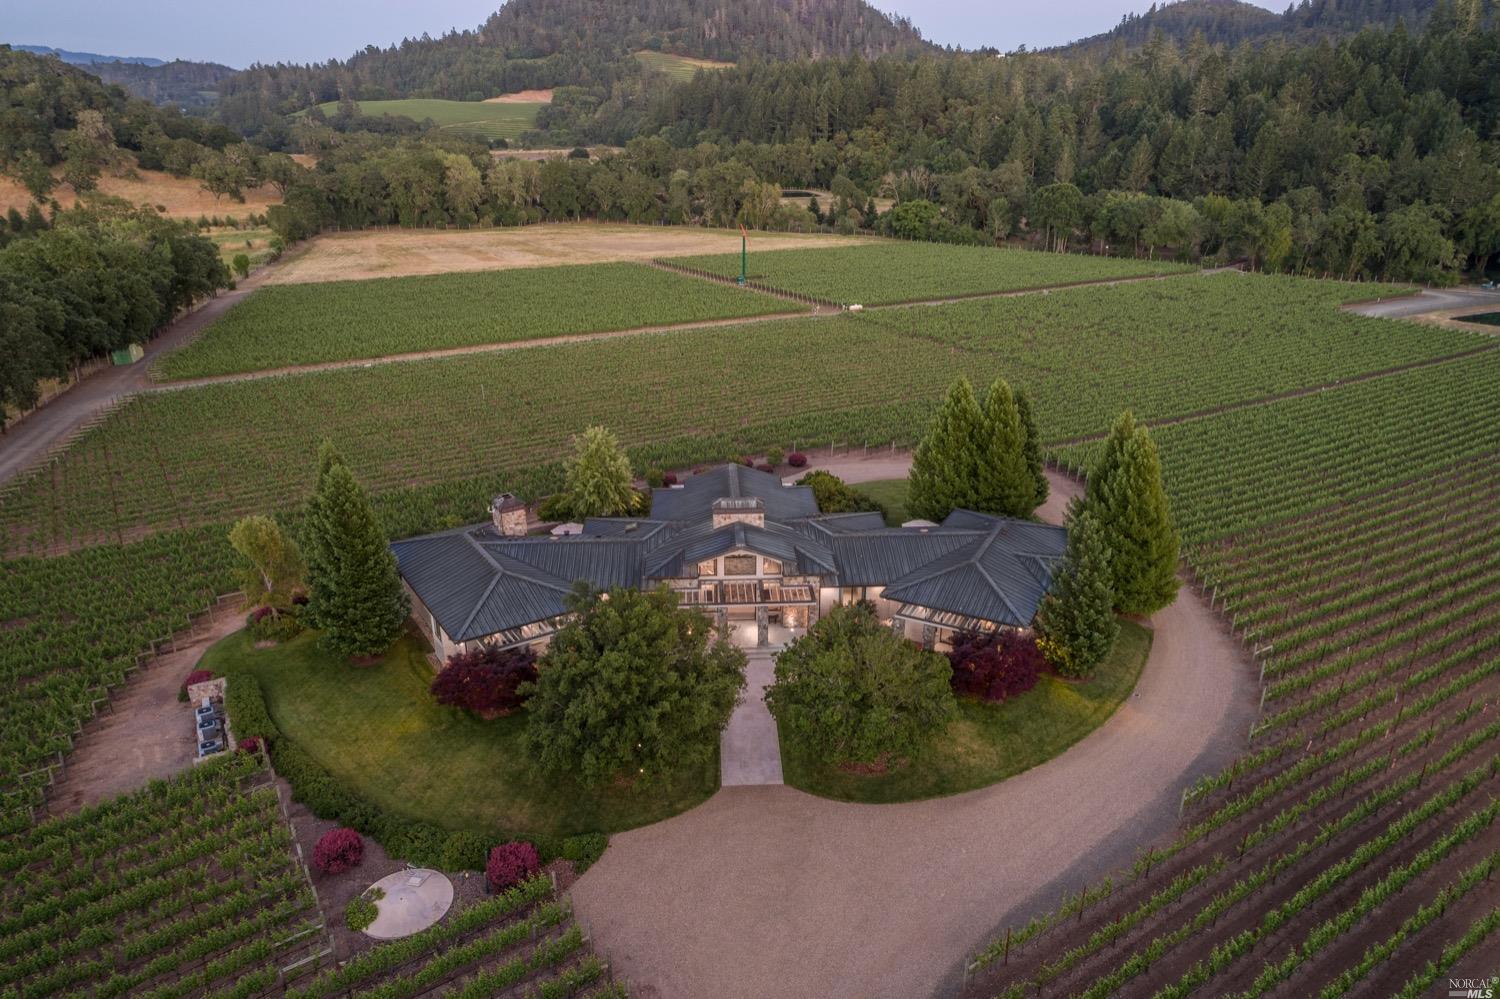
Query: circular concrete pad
363 868 454 939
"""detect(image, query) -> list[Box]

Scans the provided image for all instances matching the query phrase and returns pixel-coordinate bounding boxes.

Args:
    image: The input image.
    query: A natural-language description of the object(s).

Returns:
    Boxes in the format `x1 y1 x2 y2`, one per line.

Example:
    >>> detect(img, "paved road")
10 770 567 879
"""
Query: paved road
0 278 263 488
571 469 1256 999
1347 285 1500 319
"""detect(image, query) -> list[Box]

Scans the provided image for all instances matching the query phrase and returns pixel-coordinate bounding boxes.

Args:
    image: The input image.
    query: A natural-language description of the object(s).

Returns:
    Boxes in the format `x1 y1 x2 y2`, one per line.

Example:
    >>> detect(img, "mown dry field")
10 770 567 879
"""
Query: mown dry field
266 223 873 284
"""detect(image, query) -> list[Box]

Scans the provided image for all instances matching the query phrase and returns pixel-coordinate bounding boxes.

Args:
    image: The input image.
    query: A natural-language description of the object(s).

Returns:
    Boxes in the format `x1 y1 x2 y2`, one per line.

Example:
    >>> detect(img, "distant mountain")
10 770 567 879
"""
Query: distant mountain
15 44 165 66
1058 0 1437 52
89 60 238 107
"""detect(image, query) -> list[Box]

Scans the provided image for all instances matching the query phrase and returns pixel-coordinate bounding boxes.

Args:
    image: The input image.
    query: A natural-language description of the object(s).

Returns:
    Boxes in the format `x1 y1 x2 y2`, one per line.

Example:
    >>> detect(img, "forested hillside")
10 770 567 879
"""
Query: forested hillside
90 59 237 108
1060 0 1438 52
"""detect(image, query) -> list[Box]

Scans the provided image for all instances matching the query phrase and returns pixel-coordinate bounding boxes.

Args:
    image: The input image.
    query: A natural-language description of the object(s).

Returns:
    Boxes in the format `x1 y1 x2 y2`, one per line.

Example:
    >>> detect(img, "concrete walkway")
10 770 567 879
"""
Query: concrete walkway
720 652 783 787
570 469 1256 998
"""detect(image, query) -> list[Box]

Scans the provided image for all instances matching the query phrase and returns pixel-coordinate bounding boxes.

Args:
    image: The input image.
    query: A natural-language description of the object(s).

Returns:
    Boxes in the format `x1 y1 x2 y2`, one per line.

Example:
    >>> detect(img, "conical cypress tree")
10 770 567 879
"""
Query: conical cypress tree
1095 426 1180 616
1083 410 1137 512
1036 508 1118 678
1016 389 1049 510
303 449 409 659
908 377 984 521
300 440 345 631
975 378 1034 518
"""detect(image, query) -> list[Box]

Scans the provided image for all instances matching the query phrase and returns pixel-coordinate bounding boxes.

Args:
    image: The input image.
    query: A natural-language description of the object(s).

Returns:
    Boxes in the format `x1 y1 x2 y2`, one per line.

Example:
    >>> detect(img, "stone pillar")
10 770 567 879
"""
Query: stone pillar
921 624 937 651
756 605 769 647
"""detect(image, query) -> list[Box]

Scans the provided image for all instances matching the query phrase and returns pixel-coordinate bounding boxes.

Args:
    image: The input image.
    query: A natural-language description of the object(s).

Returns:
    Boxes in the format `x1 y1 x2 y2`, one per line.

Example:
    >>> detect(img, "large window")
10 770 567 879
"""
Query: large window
762 558 782 576
723 554 757 576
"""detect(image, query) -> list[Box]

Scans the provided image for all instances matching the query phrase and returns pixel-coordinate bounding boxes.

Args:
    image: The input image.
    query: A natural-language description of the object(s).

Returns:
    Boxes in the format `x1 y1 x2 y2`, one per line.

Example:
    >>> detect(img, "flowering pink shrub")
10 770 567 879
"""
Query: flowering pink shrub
486 841 540 892
947 631 1044 701
313 827 365 874
787 452 808 468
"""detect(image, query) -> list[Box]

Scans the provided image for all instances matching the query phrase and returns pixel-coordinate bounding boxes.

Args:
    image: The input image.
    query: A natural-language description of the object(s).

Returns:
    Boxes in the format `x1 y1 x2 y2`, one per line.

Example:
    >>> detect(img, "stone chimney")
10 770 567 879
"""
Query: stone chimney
712 496 765 529
490 494 528 536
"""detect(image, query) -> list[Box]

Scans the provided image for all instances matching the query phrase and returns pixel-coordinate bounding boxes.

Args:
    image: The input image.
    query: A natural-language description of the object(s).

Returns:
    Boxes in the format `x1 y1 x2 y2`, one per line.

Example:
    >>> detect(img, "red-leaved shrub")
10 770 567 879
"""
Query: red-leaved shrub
180 668 213 700
787 452 808 468
486 841 540 892
662 473 678 486
238 736 264 754
313 827 365 874
430 647 539 718
947 631 1044 701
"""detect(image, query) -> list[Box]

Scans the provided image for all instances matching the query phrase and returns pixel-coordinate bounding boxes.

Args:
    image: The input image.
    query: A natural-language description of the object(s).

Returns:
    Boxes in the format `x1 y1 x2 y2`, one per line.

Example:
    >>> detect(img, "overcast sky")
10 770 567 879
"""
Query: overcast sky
7 0 1284 68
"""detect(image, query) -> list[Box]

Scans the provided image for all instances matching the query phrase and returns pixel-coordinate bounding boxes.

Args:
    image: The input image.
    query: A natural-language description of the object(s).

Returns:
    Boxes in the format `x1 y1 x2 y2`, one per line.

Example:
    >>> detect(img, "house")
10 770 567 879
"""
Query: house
392 464 1067 658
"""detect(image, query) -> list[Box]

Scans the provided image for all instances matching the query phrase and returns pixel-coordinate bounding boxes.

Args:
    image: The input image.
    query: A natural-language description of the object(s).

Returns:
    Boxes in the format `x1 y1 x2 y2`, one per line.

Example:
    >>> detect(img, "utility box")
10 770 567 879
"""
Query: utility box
111 343 145 366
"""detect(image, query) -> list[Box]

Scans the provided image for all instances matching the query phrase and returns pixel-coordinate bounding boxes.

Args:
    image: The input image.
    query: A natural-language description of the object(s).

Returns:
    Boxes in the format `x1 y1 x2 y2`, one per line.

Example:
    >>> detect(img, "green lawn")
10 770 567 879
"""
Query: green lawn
305 98 544 141
854 478 910 525
202 629 718 838
781 621 1152 803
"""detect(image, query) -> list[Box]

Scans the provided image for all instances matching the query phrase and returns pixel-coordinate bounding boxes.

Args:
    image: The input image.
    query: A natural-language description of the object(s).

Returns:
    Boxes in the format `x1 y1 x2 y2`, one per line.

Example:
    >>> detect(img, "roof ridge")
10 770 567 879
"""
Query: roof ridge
456 574 505 640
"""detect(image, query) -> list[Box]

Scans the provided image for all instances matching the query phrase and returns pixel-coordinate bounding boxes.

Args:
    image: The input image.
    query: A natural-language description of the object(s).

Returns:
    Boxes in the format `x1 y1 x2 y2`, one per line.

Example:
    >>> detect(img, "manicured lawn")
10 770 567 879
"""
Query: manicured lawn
855 478 910 525
781 621 1151 803
202 629 718 838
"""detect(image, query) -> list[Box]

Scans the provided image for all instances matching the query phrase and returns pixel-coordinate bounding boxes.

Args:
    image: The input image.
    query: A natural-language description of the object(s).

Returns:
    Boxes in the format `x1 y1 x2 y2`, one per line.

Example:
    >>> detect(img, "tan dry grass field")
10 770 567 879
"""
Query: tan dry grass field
484 88 554 103
265 223 874 284
0 167 282 219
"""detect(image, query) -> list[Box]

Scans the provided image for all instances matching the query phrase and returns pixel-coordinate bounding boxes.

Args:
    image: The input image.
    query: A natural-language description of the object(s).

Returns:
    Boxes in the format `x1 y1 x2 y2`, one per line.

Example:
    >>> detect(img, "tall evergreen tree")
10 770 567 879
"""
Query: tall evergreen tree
302 442 408 659
1036 508 1118 677
1087 417 1180 616
908 377 984 521
563 425 636 518
1016 389 1049 510
1083 410 1137 512
975 378 1035 518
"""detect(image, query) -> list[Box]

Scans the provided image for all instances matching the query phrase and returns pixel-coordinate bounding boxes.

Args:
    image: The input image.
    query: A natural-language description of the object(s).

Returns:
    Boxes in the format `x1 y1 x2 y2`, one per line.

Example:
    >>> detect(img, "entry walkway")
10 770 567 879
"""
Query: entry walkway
720 651 783 787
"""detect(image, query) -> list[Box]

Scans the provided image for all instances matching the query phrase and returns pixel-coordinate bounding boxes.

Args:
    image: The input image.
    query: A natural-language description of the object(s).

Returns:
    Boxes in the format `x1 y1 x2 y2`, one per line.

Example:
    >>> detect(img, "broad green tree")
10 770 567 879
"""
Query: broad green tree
1085 415 1180 616
975 378 1035 518
1016 389 1049 510
908 377 984 521
228 515 304 608
1036 508 1118 677
766 602 956 767
563 425 636 518
302 442 408 658
524 585 745 784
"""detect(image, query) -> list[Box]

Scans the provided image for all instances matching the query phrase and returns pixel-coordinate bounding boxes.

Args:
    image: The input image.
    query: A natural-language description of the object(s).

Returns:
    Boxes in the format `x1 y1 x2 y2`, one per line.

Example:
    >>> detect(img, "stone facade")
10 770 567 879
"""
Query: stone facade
490 494 529 537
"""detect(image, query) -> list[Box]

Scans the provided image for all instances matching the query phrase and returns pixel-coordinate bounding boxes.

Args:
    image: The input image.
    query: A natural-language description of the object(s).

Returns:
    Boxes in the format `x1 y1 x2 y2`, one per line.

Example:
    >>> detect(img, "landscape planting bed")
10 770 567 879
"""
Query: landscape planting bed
156 262 793 379
668 241 1195 304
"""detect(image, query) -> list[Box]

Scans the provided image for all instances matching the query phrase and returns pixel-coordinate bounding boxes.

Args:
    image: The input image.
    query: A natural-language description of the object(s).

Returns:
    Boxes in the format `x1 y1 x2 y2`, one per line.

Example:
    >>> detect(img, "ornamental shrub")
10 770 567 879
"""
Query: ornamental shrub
765 448 785 467
560 833 609 873
756 463 775 473
440 831 490 872
247 606 303 643
430 646 539 718
487 841 541 892
345 888 381 931
787 452 808 468
313 827 365 874
662 472 678 486
179 668 214 702
238 736 264 755
645 467 666 488
536 493 572 522
947 631 1044 701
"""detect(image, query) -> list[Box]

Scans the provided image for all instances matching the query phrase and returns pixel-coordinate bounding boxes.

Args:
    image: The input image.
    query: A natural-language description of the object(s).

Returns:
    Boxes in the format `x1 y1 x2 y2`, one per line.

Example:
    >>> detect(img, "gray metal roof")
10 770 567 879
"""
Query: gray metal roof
649 464 818 522
394 467 1068 642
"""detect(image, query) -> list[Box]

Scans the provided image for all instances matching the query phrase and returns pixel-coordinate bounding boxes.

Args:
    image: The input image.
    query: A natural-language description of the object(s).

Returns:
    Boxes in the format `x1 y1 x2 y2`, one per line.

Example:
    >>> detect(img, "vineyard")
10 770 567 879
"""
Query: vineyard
156 263 792 380
968 375 1500 994
5 275 1486 556
666 241 1194 304
0 753 330 997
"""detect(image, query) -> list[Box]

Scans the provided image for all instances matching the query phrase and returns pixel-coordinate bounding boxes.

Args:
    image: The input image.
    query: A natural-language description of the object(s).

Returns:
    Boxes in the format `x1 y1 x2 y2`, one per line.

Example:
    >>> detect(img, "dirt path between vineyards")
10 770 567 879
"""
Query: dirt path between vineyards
44 598 245 816
570 469 1258 999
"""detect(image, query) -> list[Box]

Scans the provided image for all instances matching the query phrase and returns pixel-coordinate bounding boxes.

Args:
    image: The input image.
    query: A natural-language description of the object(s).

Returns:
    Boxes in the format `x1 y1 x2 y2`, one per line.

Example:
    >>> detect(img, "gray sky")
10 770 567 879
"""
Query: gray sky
6 0 1284 68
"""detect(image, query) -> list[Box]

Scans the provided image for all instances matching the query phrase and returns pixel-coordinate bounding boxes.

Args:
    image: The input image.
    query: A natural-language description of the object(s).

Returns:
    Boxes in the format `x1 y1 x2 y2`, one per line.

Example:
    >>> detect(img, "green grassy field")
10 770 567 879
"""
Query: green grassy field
306 98 544 141
668 242 1197 305
157 262 793 379
854 478 911 525
633 50 735 80
204 629 718 837
207 226 276 270
782 622 1151 802
5 272 1481 555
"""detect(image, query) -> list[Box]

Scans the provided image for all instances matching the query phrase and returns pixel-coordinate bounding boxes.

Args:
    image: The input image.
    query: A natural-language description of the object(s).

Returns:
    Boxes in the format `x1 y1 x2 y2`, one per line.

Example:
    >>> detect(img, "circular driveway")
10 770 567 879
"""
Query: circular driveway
570 468 1256 997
